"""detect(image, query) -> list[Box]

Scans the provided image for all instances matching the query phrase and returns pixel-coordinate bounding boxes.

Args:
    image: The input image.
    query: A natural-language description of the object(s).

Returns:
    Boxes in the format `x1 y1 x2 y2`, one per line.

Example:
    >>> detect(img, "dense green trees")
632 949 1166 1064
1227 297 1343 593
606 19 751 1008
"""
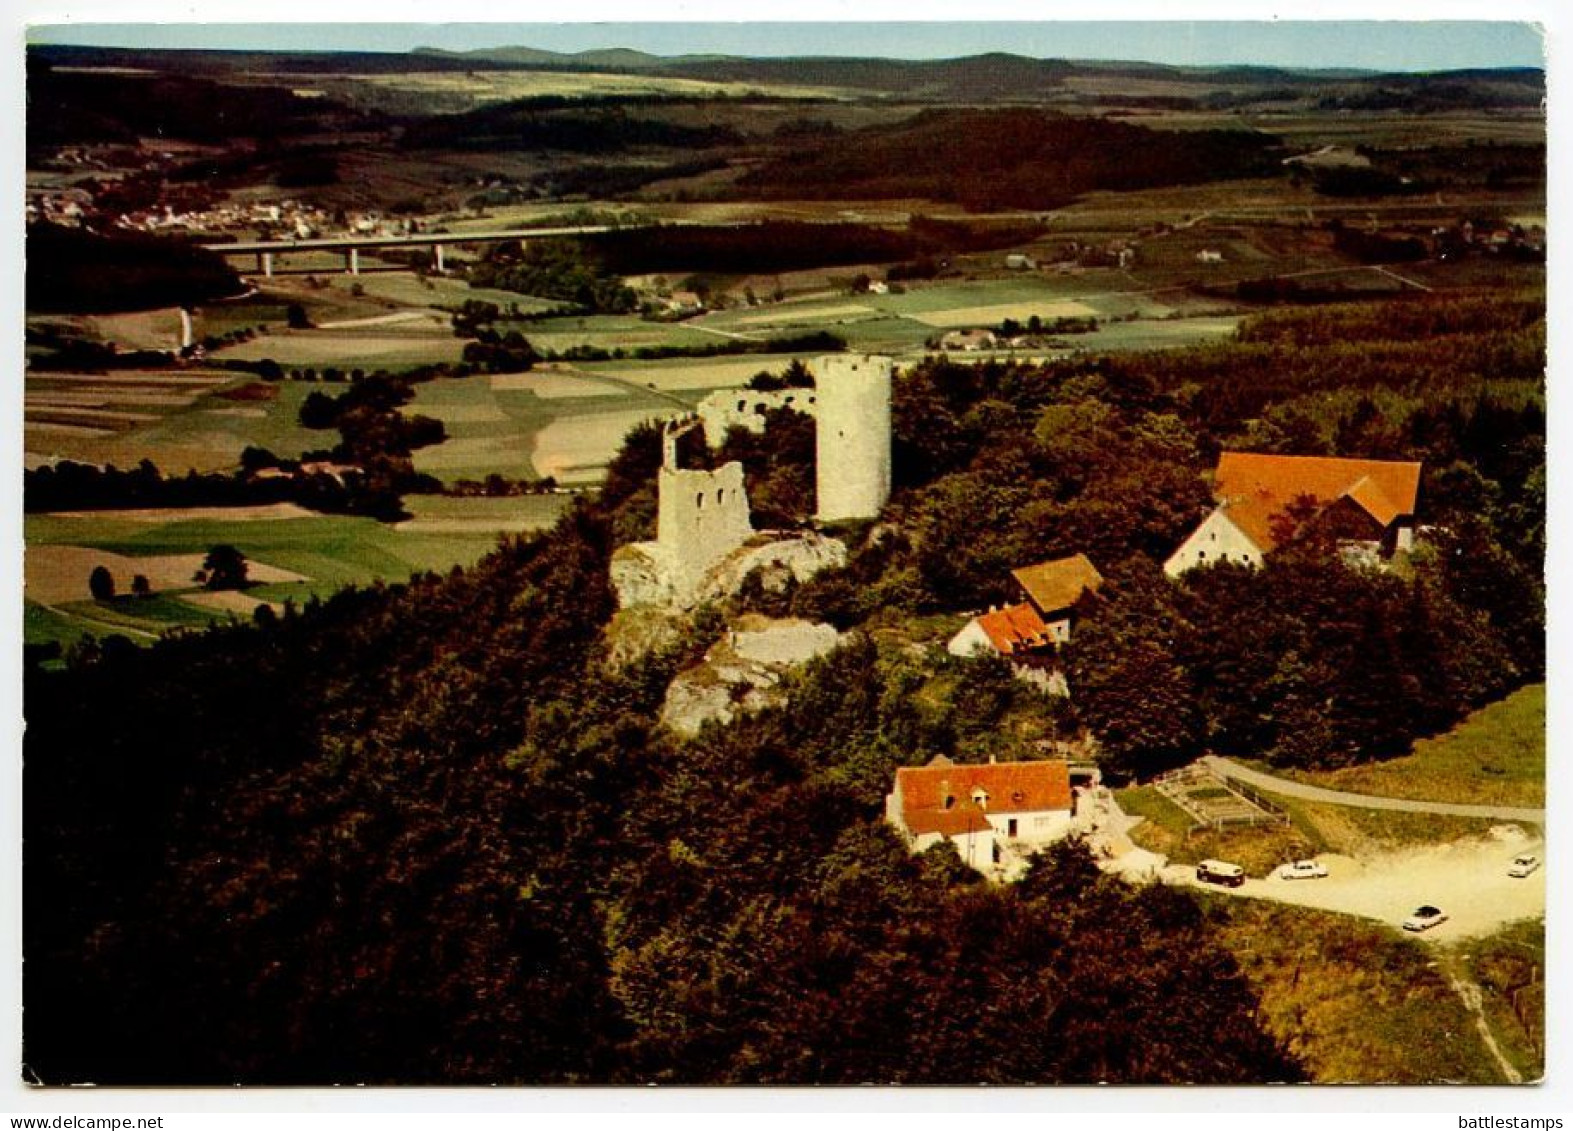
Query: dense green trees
740 108 1281 209
200 544 249 591
88 566 115 601
26 223 244 314
467 239 637 313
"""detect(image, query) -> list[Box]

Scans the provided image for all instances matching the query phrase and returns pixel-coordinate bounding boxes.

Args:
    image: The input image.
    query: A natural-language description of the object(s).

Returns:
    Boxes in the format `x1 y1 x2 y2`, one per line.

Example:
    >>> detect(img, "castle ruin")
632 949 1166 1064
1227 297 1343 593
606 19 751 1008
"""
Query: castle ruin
610 355 890 610
811 354 892 523
611 418 754 608
697 387 818 448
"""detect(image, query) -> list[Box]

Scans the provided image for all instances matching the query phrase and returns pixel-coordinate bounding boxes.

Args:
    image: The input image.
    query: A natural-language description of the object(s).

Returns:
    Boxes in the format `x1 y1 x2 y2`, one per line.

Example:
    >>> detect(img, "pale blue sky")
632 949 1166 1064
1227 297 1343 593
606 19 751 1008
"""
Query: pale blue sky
25 21 1546 72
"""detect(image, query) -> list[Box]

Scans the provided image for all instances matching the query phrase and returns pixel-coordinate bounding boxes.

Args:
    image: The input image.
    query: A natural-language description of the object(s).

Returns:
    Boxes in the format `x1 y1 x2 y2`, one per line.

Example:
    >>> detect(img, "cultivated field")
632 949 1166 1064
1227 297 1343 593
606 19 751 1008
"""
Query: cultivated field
24 370 324 473
214 324 465 369
23 499 559 647
402 373 680 484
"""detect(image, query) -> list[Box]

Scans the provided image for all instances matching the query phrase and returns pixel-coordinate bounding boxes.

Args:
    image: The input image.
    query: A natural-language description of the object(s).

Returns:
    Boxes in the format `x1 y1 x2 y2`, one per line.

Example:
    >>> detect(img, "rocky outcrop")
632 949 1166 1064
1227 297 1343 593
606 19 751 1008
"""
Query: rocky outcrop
660 616 844 737
697 532 847 603
612 530 847 612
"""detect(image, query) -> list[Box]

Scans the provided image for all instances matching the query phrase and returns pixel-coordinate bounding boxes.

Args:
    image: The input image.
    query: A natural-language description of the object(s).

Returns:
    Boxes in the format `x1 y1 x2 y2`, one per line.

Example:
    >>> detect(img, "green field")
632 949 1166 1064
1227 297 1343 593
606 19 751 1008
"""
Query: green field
506 313 729 354
316 272 560 313
24 500 565 648
1273 685 1545 809
25 371 324 474
696 275 1243 358
212 323 466 370
1116 779 1504 870
403 374 682 485
1452 918 1545 1082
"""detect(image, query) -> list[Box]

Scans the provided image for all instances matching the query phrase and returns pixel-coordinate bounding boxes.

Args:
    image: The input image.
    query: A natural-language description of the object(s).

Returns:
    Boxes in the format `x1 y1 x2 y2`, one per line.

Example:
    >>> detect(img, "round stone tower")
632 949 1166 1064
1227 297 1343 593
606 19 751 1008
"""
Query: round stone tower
812 353 892 523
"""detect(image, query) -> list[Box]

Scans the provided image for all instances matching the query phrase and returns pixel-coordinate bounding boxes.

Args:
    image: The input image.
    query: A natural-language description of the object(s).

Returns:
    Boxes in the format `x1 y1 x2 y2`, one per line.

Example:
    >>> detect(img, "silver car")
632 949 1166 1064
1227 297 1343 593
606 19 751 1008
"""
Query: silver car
1402 905 1448 932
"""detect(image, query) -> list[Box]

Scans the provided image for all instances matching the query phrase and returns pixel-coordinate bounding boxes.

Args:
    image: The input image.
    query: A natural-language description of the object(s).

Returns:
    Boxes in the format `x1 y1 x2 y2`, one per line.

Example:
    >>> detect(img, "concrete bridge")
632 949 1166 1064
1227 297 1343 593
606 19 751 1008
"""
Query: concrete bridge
202 221 743 277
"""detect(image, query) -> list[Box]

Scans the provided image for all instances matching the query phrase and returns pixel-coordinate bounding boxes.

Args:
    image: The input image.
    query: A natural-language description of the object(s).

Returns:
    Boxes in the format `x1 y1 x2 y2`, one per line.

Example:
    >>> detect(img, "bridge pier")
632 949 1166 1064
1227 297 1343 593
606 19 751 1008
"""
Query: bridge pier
347 248 360 275
433 243 445 273
257 251 275 278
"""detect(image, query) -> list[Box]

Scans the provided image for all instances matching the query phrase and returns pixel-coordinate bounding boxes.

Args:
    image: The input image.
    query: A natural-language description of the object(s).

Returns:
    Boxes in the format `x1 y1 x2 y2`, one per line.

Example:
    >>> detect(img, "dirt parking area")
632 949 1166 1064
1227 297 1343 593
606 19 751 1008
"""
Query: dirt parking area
1163 826 1545 941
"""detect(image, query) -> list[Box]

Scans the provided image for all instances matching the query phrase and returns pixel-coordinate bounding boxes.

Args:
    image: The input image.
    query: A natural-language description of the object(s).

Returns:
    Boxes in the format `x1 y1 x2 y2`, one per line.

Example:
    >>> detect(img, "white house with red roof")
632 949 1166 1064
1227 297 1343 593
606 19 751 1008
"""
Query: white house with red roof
947 553 1104 661
1164 452 1422 577
885 755 1076 879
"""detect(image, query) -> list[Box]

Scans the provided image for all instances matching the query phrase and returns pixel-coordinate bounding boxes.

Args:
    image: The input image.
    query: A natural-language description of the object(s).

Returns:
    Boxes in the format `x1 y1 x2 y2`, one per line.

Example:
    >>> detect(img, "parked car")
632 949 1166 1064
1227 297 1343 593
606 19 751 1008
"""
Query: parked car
1276 859 1329 881
1508 854 1541 878
1196 859 1246 888
1402 905 1449 932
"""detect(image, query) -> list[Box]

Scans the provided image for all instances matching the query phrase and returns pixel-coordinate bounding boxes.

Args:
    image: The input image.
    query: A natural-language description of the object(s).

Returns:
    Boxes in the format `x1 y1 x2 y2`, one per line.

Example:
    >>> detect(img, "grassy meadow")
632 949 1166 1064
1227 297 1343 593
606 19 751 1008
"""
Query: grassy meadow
1273 685 1545 808
1211 899 1525 1084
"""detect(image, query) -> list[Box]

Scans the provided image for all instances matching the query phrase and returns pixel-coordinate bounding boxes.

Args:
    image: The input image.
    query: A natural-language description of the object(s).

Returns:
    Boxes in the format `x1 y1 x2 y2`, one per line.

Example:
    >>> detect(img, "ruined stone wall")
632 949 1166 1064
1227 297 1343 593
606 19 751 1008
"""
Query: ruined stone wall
697 388 818 448
812 354 892 522
653 460 752 598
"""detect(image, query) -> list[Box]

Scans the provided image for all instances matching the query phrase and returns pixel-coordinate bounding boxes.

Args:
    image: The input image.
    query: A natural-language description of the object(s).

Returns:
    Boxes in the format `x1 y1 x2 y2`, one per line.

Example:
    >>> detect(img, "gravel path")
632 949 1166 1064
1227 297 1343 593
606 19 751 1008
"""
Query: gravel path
1203 756 1546 825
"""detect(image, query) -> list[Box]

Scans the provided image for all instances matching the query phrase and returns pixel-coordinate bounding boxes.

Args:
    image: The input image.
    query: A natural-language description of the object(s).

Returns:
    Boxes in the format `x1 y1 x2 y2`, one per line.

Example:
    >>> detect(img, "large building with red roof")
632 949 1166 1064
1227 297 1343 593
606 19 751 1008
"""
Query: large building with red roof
1164 452 1422 577
885 755 1077 878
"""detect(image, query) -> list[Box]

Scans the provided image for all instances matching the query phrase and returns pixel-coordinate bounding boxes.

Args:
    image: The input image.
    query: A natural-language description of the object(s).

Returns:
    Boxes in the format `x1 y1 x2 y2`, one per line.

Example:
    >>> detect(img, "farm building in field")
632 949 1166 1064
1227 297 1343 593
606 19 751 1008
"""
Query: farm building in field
885 755 1076 879
939 328 998 351
665 291 705 316
1164 451 1422 577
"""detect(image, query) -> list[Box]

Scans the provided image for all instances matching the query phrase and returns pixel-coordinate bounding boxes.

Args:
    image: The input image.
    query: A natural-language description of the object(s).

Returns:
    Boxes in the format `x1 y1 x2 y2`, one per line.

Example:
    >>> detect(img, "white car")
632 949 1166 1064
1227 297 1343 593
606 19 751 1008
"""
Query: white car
1276 859 1329 881
1402 905 1449 932
1508 854 1541 878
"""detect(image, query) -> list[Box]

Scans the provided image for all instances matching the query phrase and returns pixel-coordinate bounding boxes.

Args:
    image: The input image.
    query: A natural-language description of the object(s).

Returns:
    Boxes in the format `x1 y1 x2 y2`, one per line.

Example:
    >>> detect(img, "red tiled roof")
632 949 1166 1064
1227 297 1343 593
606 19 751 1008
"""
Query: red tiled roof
1213 452 1421 552
896 759 1073 837
974 602 1051 655
1011 554 1104 615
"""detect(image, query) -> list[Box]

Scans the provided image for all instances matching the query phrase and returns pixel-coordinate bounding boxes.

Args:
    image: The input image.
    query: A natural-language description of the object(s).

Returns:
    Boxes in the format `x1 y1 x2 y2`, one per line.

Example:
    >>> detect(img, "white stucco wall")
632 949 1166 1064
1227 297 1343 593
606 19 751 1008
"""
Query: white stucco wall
987 808 1073 846
1163 506 1264 577
948 827 997 873
946 619 994 657
812 354 893 522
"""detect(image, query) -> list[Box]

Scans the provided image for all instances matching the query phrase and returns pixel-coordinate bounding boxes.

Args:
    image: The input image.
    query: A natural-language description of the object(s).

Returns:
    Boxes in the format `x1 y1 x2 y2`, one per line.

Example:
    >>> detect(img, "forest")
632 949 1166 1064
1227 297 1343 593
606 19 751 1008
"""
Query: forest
25 223 245 313
23 287 1542 1083
738 109 1283 208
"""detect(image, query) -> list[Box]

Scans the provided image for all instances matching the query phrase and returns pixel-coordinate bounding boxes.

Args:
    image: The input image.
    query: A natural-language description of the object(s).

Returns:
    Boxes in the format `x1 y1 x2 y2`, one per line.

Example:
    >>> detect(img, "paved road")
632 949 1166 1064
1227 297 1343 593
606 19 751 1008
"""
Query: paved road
1203 756 1546 825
